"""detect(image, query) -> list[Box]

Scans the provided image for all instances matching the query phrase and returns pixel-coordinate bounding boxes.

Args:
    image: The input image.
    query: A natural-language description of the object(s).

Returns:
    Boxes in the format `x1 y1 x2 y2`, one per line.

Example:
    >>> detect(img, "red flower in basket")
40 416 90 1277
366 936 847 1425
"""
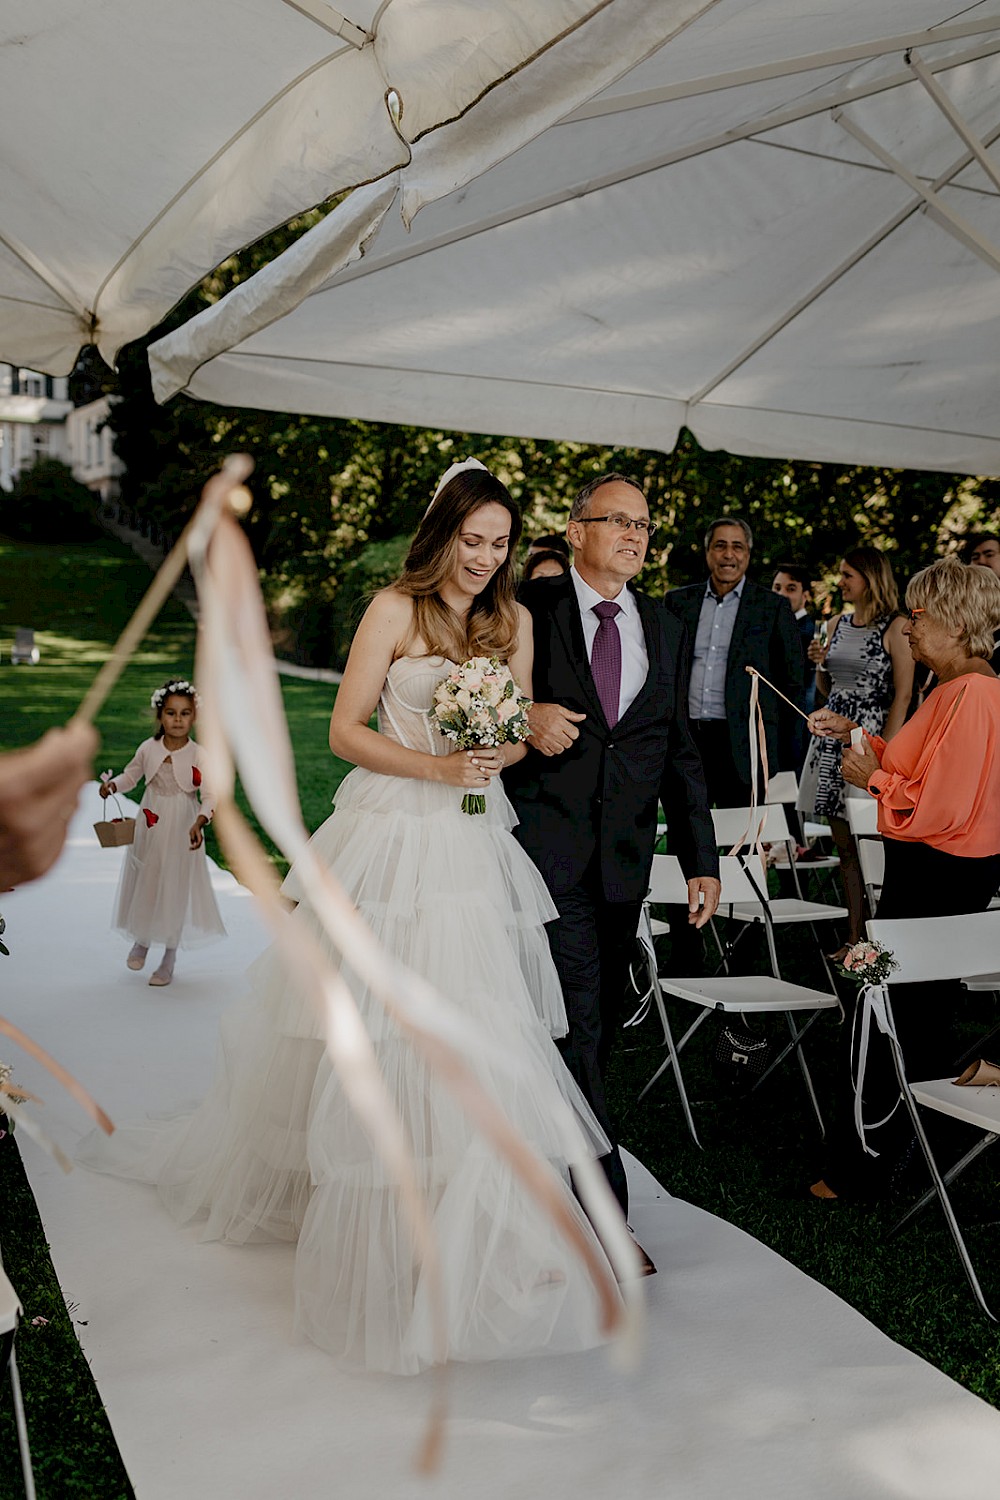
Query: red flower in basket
192 766 202 788
143 809 159 828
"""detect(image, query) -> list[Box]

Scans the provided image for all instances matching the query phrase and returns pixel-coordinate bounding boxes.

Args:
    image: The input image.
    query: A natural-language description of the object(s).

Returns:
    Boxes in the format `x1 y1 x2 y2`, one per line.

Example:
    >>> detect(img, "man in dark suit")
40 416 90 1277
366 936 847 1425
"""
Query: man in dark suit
665 518 804 807
505 474 720 1250
772 563 816 769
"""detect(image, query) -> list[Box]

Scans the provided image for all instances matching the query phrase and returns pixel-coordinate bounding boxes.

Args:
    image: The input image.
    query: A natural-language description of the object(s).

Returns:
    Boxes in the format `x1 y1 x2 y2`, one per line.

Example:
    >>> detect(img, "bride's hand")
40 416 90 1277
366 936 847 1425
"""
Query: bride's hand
435 750 504 788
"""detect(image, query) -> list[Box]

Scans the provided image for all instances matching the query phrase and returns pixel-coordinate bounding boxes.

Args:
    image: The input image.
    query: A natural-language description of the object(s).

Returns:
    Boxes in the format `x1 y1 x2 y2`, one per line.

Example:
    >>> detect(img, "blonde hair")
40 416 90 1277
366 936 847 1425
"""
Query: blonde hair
907 557 1000 659
843 545 899 619
394 469 522 662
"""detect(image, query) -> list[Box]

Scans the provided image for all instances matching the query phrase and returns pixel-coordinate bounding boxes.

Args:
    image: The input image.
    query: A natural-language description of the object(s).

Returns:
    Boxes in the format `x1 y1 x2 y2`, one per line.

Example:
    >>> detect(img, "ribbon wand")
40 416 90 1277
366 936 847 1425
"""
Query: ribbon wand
744 666 811 723
747 667 865 749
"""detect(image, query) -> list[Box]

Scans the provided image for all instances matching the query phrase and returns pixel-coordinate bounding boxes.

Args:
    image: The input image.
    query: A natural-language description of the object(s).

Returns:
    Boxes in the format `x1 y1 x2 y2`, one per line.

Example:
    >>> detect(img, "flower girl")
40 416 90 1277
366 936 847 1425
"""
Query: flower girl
101 679 225 986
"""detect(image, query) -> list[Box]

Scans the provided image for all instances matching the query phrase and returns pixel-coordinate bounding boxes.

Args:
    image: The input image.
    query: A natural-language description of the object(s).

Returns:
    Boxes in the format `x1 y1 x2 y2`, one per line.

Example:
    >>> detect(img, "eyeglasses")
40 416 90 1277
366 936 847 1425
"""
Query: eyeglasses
575 513 657 539
907 608 925 623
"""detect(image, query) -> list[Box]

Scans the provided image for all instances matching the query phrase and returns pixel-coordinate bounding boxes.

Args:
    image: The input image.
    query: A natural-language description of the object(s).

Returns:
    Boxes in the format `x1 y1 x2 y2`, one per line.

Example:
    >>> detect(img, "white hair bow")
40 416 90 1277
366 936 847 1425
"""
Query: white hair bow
425 456 490 516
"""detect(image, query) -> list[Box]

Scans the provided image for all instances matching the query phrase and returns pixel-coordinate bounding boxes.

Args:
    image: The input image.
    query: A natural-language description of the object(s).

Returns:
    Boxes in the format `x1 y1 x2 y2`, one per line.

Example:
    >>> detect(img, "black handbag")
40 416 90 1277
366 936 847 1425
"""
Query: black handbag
714 1022 771 1081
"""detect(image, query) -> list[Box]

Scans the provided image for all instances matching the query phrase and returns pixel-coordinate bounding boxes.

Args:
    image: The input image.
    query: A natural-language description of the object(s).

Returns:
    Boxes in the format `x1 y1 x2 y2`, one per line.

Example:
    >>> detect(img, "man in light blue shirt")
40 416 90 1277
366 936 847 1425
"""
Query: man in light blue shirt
666 517 803 806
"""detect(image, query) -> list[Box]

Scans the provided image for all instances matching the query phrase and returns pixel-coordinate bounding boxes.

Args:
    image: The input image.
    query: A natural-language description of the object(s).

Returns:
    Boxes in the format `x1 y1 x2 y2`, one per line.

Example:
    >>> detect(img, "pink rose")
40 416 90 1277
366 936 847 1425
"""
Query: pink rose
843 953 856 970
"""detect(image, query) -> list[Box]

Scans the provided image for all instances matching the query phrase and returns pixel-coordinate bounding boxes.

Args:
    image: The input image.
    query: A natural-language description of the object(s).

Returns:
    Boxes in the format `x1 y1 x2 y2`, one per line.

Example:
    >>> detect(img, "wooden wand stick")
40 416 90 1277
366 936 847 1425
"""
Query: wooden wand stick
744 665 812 724
72 458 254 727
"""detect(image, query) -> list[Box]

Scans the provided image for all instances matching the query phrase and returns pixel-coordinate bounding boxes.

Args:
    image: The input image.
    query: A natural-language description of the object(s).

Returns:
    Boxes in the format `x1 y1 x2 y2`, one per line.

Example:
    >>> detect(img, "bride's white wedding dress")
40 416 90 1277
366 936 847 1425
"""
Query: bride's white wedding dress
82 657 614 1374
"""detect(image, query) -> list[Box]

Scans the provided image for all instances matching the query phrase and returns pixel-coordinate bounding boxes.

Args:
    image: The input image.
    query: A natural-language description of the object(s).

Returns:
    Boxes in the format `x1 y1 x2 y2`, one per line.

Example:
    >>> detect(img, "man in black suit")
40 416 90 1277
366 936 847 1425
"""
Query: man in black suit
772 563 816 769
665 518 804 807
505 474 720 1244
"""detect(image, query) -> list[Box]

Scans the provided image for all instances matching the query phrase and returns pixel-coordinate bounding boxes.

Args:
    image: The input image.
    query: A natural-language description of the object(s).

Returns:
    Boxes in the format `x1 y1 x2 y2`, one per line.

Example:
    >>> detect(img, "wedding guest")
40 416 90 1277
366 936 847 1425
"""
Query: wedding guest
966 531 1000 671
797 546 914 947
772 563 816 767
523 548 570 582
665 518 804 805
526 533 570 561
805 557 1000 1199
0 721 97 888
507 473 719 1251
965 530 1000 575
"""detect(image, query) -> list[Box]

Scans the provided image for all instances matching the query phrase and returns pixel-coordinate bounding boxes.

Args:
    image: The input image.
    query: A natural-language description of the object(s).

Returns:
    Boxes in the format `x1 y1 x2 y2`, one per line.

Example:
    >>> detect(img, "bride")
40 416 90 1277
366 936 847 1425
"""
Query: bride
84 460 621 1375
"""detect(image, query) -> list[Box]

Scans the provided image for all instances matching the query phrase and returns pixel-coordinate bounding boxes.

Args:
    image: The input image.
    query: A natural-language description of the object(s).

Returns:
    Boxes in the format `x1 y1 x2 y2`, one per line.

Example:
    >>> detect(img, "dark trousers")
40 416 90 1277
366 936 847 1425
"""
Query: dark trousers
545 859 642 1216
825 839 1000 1195
689 719 753 809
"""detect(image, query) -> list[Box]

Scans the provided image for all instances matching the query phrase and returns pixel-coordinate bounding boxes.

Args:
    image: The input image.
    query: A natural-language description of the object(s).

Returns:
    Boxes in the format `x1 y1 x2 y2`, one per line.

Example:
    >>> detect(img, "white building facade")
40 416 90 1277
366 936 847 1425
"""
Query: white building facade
0 365 123 500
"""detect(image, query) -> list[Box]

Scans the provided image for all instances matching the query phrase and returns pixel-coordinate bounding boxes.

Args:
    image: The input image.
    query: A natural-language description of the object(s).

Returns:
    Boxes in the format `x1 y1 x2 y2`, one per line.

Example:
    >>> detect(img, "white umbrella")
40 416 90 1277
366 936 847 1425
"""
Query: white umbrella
150 1 1000 474
0 0 651 374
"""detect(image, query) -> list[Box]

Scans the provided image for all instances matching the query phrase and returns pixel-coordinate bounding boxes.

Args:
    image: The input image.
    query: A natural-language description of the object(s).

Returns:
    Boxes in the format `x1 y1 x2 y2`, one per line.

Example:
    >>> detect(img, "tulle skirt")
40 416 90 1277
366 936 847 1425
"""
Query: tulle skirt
83 767 614 1373
111 788 226 949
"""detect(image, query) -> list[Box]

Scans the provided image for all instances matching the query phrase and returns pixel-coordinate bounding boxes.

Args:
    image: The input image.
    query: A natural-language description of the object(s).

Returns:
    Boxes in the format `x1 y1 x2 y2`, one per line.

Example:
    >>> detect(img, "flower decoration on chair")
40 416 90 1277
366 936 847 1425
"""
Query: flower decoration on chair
0 1059 33 1141
429 657 532 814
836 940 898 985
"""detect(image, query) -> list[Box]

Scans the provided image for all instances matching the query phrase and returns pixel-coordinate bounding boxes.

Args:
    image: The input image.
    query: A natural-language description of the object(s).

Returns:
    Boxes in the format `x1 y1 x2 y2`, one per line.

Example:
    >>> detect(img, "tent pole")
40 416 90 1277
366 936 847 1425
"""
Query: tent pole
907 50 1000 197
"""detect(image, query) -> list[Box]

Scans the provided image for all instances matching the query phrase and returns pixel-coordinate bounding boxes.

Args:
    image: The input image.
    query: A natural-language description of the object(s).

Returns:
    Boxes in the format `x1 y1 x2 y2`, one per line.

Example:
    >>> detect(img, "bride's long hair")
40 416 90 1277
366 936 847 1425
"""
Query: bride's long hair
394 469 523 662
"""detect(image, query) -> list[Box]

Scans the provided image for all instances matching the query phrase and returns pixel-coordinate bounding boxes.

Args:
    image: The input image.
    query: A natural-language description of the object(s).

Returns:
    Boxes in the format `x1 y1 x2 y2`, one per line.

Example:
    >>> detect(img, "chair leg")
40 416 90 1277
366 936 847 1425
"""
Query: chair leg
887 1042 998 1321
635 919 702 1147
641 996 710 1104
889 1132 999 1239
8 1348 36 1500
783 1011 826 1137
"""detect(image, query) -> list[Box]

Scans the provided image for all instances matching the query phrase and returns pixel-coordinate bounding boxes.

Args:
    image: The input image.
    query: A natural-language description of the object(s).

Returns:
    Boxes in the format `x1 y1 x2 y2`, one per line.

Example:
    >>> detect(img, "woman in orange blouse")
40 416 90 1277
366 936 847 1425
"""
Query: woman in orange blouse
804 557 1000 1199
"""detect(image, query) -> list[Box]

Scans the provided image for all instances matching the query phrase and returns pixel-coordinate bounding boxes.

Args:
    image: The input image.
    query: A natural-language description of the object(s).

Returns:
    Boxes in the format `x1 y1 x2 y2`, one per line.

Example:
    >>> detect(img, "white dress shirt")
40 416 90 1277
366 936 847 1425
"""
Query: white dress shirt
570 566 649 722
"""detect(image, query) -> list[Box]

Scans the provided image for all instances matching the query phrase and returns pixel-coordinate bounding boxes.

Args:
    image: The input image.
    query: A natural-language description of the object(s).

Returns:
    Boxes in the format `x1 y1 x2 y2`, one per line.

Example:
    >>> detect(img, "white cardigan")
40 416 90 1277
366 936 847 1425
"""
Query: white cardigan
110 738 214 818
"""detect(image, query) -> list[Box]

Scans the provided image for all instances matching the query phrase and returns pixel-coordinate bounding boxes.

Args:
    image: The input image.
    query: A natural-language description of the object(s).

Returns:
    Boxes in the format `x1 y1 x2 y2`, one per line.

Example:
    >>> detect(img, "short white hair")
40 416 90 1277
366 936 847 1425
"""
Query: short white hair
907 557 1000 659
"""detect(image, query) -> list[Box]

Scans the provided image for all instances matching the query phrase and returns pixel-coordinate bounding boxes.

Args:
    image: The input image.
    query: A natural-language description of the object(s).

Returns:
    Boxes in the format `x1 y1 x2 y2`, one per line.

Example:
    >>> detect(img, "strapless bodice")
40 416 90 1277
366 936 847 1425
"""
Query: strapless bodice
377 655 456 757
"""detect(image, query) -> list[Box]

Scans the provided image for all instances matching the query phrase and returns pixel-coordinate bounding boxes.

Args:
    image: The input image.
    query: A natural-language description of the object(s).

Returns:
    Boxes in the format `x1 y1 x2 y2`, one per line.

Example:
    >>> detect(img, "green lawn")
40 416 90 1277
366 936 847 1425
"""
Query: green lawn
2 534 999 1495
0 535 353 871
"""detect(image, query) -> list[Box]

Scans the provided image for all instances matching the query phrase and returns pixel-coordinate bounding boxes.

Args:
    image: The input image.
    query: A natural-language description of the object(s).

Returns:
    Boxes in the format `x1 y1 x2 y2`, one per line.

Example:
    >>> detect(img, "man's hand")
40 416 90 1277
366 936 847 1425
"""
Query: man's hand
0 721 98 887
527 702 586 757
687 875 721 928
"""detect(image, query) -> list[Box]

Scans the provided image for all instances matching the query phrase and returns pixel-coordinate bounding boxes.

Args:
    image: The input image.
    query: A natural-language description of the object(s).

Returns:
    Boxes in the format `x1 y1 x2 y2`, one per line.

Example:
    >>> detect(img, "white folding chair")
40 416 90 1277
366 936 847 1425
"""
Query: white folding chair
9 628 39 666
866 912 1000 1320
638 855 840 1138
1 1254 35 1498
710 804 847 988
765 769 799 805
845 798 884 920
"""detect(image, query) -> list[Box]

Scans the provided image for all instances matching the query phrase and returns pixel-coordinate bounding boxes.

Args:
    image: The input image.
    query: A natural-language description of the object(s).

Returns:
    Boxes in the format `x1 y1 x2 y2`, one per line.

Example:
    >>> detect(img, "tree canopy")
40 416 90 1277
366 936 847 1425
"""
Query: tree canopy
73 210 1000 669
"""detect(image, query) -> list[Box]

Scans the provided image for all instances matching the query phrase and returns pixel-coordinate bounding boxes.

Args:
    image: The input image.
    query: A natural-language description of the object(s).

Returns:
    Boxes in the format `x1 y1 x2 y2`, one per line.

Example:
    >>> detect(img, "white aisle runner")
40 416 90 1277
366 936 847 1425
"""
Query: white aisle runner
6 789 1000 1499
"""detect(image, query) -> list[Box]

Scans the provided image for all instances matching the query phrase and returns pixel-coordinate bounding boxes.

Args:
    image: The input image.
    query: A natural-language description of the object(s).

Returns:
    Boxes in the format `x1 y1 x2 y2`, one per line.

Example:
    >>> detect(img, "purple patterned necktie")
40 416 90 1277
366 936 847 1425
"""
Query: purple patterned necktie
591 600 622 727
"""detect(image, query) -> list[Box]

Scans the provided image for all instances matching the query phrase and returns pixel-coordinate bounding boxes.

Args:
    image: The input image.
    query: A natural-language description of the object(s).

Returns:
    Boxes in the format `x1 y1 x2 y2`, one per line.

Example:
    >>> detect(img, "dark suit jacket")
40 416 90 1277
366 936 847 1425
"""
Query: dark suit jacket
504 574 718 904
665 579 805 776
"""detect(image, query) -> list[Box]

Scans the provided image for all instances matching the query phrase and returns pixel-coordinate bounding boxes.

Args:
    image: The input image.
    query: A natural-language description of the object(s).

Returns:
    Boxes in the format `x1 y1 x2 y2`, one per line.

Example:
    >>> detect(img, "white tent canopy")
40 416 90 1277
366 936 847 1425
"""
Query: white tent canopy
150 1 1000 475
1 0 653 375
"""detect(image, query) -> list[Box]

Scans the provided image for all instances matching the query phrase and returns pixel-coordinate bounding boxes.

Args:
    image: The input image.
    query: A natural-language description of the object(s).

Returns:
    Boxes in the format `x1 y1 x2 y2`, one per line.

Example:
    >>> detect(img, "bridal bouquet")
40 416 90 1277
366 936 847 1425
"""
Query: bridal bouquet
430 657 532 814
835 939 898 985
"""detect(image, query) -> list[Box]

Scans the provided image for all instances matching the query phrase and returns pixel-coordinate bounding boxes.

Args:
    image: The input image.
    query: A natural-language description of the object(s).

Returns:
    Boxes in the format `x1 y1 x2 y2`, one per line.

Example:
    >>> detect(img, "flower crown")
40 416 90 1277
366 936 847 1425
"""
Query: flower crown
151 679 199 713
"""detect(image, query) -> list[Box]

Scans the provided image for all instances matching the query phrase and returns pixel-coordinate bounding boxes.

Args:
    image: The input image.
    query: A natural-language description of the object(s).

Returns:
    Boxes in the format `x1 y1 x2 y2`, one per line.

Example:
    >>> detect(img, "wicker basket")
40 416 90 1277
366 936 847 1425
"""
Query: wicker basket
93 791 135 848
